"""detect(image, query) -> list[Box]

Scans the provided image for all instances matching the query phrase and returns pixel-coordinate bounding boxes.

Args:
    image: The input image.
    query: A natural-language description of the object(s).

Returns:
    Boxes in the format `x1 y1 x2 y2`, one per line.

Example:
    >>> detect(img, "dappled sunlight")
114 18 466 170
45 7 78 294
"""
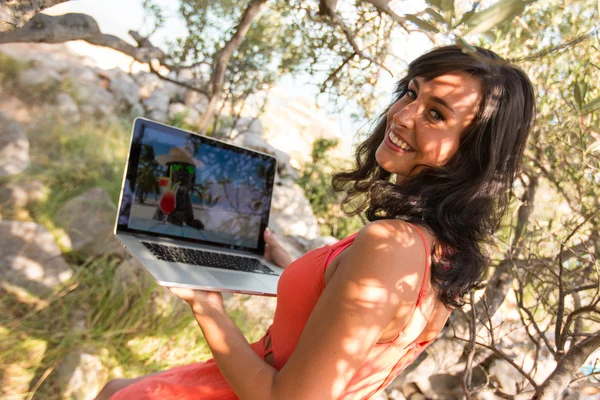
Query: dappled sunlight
378 72 483 177
270 225 437 399
0 325 48 398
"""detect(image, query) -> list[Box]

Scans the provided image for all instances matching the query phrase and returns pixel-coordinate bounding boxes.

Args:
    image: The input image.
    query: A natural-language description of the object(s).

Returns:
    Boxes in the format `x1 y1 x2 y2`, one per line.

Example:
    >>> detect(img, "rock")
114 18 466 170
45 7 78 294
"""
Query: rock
270 182 319 240
17 67 62 90
168 102 201 126
184 89 208 112
0 180 47 209
0 88 35 125
130 102 146 118
100 68 141 108
143 89 170 122
76 85 117 119
149 109 168 123
308 235 338 251
391 332 466 396
488 358 523 394
55 92 80 124
233 117 264 136
384 389 407 400
168 102 187 117
0 110 29 177
0 43 77 73
169 68 195 82
0 220 72 295
111 75 141 107
134 71 162 99
57 346 108 400
65 65 100 86
232 132 297 178
270 234 306 261
55 188 124 257
163 71 190 101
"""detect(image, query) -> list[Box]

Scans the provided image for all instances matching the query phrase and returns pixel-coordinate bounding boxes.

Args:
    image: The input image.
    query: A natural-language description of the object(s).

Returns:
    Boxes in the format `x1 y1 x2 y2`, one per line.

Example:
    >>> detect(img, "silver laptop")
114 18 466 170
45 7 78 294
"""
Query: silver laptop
114 118 283 296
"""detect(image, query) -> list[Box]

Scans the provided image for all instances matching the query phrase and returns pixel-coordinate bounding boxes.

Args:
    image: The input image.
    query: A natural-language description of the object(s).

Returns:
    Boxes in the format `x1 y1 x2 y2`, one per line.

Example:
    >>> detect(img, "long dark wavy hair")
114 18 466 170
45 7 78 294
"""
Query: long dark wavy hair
332 45 536 308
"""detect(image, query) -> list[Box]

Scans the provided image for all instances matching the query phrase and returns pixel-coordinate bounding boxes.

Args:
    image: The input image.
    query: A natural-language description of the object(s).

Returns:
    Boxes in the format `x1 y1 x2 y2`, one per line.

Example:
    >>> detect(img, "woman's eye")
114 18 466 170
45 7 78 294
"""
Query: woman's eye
406 89 417 100
429 109 445 121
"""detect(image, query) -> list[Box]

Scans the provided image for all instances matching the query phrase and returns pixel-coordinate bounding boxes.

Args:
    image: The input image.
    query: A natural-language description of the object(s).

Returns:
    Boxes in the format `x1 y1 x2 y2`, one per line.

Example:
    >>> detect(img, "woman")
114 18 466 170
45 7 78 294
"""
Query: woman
96 44 535 400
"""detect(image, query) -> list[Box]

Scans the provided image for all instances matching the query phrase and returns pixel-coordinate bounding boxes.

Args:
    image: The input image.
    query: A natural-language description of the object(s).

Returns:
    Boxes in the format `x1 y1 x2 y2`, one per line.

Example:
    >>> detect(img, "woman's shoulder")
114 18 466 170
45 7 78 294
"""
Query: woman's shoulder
355 219 436 253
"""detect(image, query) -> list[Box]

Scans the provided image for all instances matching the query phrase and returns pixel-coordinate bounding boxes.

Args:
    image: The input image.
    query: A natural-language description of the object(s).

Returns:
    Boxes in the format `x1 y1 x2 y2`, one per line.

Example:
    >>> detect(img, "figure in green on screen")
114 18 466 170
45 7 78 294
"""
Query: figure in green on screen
153 146 205 230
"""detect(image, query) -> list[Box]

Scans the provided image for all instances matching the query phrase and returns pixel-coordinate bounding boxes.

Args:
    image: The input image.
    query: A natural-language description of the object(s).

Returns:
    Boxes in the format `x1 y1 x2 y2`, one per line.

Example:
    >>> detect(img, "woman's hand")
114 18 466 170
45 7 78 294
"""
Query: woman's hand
264 228 293 269
168 287 224 316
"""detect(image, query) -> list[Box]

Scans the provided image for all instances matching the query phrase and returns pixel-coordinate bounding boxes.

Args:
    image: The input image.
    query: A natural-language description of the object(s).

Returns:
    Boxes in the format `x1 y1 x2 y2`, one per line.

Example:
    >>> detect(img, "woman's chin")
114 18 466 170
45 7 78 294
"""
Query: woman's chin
376 147 403 176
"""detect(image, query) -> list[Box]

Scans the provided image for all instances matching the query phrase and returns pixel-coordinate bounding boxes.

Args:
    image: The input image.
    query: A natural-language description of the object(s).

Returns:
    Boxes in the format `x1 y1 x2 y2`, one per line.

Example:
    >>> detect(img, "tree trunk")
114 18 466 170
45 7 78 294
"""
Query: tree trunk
196 0 268 134
533 334 600 399
0 0 68 32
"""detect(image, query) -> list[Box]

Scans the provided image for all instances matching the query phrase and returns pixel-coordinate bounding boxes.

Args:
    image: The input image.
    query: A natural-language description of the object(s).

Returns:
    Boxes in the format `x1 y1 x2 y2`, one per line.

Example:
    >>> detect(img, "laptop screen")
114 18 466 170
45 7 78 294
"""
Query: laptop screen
116 119 277 254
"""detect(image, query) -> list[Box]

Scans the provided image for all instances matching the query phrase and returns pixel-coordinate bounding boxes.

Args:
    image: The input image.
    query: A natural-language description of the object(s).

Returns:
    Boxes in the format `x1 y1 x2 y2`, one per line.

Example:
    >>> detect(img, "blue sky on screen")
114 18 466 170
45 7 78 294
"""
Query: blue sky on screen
142 128 270 187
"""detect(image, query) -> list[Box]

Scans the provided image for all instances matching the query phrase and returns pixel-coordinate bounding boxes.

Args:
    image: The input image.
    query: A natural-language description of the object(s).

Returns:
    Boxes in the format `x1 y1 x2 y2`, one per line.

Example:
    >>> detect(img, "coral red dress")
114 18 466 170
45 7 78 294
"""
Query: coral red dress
112 222 451 400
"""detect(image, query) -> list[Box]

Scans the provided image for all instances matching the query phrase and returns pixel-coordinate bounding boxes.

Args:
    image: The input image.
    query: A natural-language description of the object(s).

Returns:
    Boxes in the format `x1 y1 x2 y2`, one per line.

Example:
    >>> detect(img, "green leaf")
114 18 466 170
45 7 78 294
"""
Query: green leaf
580 82 588 100
456 37 478 53
440 0 454 12
585 140 600 154
456 10 475 27
583 97 600 113
440 0 454 24
463 0 534 35
405 14 439 32
425 0 442 9
425 7 445 24
482 31 496 43
573 83 583 110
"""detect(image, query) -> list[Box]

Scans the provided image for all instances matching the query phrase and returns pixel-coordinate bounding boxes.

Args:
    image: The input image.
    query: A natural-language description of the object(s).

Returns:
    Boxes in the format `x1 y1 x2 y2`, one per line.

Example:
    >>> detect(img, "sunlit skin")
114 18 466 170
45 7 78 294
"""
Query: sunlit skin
375 73 483 182
97 73 484 400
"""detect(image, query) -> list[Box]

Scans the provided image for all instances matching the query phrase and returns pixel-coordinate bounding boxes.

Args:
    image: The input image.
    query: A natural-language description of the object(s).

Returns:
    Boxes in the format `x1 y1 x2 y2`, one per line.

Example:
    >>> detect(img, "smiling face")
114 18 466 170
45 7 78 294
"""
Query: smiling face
375 72 483 181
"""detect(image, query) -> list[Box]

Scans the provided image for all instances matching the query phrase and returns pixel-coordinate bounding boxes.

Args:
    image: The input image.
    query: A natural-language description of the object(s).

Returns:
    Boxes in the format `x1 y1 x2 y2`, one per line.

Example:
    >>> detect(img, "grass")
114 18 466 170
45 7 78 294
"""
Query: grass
0 51 28 88
0 72 271 398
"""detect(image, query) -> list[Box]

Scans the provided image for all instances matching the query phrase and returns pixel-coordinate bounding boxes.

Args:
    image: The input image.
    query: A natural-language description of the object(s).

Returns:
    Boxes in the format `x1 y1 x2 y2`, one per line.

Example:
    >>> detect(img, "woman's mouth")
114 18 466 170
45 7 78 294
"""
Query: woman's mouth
385 129 415 153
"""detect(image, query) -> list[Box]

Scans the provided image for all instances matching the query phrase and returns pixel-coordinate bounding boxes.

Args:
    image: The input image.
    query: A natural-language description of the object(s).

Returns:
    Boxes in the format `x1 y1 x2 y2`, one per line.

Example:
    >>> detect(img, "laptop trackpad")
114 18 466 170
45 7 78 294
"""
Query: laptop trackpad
209 271 269 291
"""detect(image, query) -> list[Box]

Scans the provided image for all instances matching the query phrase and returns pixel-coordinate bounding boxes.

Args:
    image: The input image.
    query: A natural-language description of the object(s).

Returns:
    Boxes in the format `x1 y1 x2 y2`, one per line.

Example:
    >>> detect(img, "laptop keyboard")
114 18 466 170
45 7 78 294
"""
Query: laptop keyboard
141 242 278 276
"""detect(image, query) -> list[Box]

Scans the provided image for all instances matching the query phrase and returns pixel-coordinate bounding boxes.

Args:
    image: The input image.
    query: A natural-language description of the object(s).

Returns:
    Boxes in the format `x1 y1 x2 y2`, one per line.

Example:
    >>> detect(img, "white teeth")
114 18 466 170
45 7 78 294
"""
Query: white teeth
389 131 413 151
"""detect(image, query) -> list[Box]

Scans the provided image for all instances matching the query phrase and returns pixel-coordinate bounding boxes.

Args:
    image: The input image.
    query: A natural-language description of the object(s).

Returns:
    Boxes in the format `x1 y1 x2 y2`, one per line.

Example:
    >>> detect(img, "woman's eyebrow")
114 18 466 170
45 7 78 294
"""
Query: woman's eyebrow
431 96 457 116
411 79 457 116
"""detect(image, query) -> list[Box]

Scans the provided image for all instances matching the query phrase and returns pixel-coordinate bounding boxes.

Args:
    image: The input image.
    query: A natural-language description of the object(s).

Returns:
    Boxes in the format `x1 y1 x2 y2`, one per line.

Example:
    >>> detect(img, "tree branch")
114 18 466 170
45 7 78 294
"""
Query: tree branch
0 13 165 63
0 0 68 32
454 336 539 391
461 291 477 399
556 209 600 355
359 0 409 31
318 0 393 76
196 0 268 134
0 12 213 98
533 333 600 399
559 306 600 352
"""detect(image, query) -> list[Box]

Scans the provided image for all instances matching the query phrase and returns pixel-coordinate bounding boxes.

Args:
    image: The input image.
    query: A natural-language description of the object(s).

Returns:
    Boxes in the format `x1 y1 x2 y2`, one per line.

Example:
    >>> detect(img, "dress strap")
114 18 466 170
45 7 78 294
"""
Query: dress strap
405 222 431 306
325 232 358 266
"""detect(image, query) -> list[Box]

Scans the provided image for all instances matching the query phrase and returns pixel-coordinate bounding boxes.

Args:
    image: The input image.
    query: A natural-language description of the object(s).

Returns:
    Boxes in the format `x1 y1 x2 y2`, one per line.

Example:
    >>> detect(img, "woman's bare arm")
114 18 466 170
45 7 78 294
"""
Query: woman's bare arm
178 219 427 400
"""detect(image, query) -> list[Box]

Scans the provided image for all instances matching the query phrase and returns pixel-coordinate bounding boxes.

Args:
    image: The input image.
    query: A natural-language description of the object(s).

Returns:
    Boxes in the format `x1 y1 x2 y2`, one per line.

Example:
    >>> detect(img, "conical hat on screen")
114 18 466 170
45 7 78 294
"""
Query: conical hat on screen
156 147 204 168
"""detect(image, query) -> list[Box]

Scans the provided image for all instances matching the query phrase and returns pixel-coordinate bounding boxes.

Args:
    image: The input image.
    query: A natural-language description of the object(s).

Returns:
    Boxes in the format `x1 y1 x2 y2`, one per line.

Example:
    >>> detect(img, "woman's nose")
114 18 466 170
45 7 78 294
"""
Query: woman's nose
392 102 418 130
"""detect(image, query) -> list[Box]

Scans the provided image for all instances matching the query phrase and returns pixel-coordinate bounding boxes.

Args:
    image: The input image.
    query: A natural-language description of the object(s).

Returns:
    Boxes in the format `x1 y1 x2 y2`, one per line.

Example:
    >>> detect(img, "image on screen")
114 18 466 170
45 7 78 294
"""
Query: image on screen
123 126 273 249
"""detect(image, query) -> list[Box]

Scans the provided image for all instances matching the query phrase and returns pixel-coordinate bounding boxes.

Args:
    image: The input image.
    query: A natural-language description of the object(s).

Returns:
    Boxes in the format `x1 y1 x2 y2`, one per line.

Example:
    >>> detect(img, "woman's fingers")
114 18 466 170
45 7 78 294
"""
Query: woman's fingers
168 287 225 314
264 229 293 269
168 287 195 302
264 228 279 247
